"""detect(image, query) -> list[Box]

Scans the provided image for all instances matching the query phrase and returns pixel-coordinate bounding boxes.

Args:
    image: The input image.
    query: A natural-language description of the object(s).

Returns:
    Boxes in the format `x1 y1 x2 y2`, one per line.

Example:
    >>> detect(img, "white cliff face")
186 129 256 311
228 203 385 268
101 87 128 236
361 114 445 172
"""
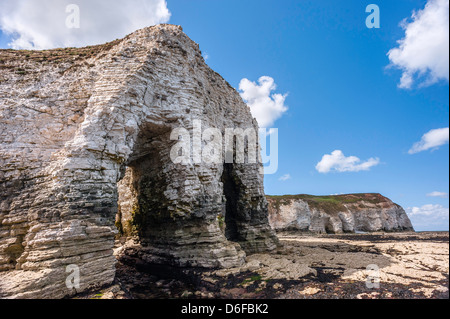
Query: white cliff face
0 24 278 298
268 194 414 234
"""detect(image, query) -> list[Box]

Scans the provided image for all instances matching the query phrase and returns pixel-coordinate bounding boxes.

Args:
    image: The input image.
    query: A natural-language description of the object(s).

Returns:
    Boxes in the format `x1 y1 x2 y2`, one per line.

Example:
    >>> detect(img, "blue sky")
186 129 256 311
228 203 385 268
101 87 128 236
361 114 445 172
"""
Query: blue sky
0 0 448 231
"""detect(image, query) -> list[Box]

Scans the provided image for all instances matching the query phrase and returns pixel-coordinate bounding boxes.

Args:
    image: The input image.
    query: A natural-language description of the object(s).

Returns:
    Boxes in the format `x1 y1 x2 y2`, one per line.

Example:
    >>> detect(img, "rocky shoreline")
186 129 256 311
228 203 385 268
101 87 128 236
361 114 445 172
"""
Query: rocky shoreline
0 24 445 301
77 231 449 299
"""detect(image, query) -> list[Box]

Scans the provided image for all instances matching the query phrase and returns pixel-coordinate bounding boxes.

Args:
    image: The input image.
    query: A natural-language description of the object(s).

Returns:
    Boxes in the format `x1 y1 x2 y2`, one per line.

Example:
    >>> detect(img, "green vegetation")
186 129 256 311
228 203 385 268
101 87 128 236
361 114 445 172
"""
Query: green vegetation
129 202 144 236
241 274 262 285
114 216 124 237
267 193 386 215
217 214 225 231
90 293 103 300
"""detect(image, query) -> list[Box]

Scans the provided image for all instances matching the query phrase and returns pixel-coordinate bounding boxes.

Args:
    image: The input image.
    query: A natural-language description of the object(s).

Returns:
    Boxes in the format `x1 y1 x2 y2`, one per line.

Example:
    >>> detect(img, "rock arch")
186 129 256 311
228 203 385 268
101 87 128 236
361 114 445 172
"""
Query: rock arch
0 25 278 298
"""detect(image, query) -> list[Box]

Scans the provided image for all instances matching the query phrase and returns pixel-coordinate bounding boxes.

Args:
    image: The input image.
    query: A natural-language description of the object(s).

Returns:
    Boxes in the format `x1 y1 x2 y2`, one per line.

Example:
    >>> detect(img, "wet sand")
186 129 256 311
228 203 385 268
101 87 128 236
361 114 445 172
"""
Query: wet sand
79 232 449 299
274 231 449 299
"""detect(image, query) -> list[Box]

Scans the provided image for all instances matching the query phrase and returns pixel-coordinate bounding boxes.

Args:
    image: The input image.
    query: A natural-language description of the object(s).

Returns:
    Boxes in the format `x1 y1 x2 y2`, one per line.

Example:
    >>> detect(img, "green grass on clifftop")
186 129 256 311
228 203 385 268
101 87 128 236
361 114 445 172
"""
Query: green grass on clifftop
266 193 389 215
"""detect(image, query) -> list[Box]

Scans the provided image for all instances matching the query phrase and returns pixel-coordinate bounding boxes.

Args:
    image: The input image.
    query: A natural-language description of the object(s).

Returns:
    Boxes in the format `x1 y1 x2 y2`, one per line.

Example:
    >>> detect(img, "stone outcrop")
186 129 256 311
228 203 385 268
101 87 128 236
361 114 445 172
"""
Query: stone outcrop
0 24 278 299
267 194 414 234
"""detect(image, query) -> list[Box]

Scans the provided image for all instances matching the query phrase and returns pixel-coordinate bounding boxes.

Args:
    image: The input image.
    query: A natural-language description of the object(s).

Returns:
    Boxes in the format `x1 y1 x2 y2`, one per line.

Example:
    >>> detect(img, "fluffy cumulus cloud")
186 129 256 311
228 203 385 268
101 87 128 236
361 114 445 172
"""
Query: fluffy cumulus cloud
406 204 449 230
278 174 292 181
427 191 448 198
316 150 380 173
239 76 288 128
387 0 449 89
408 127 449 154
0 0 171 49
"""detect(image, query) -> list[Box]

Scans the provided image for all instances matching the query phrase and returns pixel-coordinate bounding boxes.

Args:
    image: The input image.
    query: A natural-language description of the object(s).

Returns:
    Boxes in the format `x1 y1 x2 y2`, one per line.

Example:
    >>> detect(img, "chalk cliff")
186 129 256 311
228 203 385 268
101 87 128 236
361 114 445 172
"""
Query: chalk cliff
267 194 414 234
0 24 278 298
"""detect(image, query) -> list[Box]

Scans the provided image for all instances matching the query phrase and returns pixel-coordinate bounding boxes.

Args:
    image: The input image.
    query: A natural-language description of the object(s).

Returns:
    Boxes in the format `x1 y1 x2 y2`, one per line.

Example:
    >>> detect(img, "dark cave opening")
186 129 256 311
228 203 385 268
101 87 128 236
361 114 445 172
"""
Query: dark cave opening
221 163 240 242
115 124 172 241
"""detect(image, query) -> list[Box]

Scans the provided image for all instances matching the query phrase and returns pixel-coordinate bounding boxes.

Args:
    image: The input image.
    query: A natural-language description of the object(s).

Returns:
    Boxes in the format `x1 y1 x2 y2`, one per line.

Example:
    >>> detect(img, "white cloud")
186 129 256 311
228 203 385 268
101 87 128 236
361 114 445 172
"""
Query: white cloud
408 127 449 154
316 150 380 173
239 76 288 128
427 191 448 198
406 204 449 230
279 174 292 181
387 0 449 89
407 204 449 217
0 0 171 49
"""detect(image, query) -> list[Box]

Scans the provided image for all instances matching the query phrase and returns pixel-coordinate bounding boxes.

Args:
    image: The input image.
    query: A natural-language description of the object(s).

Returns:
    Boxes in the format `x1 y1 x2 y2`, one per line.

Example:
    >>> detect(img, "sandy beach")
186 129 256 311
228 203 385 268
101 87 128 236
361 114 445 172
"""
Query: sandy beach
82 231 449 299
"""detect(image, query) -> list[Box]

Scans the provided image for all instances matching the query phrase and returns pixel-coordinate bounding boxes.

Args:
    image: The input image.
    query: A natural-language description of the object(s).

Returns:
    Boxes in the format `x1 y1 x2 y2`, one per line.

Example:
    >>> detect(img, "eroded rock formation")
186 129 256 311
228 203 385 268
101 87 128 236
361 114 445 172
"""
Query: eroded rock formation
0 24 278 298
267 194 414 234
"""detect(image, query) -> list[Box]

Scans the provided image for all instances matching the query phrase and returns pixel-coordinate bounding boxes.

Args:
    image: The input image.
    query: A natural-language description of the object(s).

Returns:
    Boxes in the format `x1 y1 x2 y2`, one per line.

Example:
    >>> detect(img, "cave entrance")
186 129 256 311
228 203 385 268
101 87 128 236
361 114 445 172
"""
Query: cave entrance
115 124 171 243
221 163 241 242
112 122 254 270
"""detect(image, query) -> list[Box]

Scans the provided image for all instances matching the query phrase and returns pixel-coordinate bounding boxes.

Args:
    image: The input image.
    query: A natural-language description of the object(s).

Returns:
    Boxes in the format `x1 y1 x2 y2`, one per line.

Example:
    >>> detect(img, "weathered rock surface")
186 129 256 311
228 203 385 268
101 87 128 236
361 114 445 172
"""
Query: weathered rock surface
0 24 278 299
267 194 414 234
